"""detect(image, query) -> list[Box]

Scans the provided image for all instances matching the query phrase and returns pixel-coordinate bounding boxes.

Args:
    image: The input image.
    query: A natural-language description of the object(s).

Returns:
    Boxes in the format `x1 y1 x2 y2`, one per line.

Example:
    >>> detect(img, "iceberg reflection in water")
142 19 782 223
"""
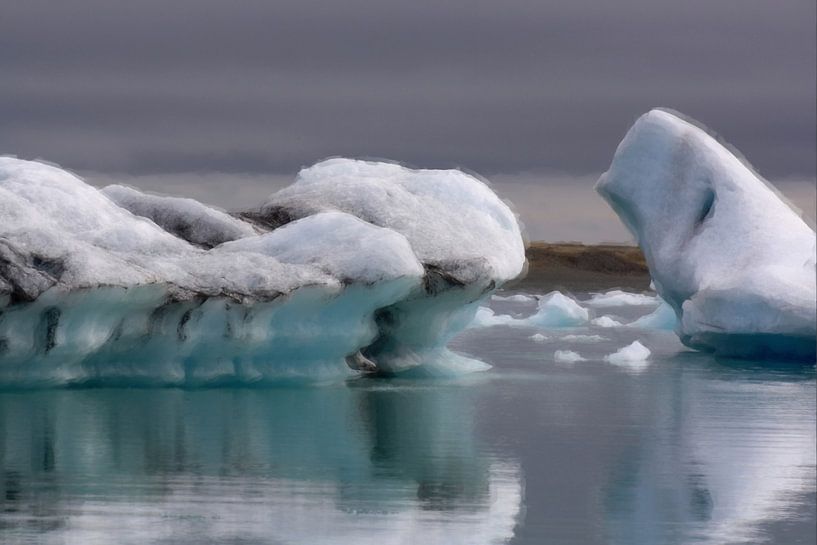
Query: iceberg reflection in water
0 382 522 545
1 305 815 544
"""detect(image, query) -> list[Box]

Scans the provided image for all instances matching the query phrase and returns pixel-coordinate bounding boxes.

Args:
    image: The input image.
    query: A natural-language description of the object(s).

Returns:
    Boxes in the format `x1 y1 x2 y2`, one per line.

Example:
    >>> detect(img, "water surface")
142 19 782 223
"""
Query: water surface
1 293 814 544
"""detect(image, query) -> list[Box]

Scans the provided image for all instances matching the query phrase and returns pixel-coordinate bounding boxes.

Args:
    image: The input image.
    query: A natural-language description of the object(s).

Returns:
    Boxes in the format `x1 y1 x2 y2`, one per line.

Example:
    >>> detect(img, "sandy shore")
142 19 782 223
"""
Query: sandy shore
508 242 651 292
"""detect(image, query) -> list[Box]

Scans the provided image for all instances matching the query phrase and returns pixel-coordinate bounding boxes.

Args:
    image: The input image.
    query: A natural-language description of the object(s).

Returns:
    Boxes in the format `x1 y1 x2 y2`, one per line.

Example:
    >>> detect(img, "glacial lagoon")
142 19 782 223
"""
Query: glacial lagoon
2 293 814 545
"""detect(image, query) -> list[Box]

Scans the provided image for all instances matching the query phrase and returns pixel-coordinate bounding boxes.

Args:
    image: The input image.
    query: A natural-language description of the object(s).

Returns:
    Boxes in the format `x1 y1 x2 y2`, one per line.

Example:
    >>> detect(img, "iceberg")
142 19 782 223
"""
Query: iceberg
596 109 817 361
0 157 525 386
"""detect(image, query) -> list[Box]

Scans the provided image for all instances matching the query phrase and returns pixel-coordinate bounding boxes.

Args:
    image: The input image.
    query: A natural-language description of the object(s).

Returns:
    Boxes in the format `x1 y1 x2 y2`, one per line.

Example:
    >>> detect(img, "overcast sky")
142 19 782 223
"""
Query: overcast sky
1 0 815 241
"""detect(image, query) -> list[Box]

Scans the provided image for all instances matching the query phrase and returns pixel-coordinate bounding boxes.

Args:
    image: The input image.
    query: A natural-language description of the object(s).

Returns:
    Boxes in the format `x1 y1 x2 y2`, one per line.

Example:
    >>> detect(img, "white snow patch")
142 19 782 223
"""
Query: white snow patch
219 211 423 284
263 158 526 285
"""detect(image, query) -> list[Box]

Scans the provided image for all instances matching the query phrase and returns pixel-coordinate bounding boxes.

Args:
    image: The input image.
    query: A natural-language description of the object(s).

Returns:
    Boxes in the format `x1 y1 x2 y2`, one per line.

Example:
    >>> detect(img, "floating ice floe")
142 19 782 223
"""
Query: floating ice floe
471 291 589 330
492 293 536 302
597 109 817 361
554 350 586 363
529 333 607 344
469 307 519 328
561 334 608 343
0 157 525 386
591 316 623 328
585 289 659 308
627 300 678 330
605 341 651 369
526 291 589 327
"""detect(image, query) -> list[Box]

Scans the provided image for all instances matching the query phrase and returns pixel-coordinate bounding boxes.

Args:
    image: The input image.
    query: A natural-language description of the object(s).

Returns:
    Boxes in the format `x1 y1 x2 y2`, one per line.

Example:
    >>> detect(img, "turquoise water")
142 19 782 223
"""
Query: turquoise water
1 294 815 544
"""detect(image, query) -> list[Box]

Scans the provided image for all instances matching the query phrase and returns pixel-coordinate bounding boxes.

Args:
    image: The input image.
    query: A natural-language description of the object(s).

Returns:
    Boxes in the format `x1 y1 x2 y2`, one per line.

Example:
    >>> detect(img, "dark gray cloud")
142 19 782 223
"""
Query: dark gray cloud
1 0 815 240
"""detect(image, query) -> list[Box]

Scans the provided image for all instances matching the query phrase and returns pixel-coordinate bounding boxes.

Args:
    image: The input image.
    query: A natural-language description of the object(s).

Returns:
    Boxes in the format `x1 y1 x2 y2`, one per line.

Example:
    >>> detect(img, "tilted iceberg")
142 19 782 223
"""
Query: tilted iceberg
596 109 816 360
0 157 525 386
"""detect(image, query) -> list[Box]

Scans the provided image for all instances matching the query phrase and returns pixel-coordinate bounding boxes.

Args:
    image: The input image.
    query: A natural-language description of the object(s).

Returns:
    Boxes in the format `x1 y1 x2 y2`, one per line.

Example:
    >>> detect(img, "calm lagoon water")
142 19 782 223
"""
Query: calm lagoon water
1 293 815 545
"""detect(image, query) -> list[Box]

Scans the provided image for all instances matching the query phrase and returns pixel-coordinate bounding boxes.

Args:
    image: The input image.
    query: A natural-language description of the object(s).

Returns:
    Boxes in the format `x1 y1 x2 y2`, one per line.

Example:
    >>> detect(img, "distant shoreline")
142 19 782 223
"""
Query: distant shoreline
508 242 651 293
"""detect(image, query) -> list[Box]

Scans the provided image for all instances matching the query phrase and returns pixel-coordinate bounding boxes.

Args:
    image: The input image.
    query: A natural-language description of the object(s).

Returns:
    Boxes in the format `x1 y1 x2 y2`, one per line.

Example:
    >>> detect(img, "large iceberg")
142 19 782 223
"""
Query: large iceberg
596 109 816 360
0 157 525 386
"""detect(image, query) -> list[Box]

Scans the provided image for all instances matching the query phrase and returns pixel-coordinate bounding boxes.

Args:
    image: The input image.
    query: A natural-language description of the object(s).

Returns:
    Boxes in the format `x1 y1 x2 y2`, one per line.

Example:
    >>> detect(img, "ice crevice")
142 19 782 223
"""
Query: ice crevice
0 157 525 386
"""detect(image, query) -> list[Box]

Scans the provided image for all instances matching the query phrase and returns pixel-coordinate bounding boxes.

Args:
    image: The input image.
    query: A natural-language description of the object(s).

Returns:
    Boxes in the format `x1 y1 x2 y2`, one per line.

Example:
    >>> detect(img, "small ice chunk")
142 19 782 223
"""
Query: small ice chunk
591 316 622 328
529 333 547 342
561 334 607 342
628 300 677 330
492 293 535 302
586 289 659 308
469 307 518 328
526 291 589 327
554 350 586 363
605 341 651 365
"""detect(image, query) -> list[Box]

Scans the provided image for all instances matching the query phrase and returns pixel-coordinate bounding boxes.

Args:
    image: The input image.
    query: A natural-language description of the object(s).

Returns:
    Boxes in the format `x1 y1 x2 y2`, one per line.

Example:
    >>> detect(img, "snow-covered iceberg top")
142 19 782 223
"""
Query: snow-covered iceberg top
596 109 816 361
257 158 526 286
0 156 525 386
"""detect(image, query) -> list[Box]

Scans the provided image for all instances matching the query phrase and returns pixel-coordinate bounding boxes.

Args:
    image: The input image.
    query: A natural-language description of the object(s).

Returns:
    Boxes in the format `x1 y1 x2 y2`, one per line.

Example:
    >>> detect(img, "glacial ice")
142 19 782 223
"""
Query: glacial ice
530 333 606 343
259 158 526 286
470 291 589 330
605 341 651 366
596 109 817 361
591 316 622 328
470 307 519 328
0 156 525 386
561 334 607 342
218 211 424 285
554 350 585 363
492 293 536 302
102 184 257 248
525 291 589 327
627 300 678 330
586 289 659 308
